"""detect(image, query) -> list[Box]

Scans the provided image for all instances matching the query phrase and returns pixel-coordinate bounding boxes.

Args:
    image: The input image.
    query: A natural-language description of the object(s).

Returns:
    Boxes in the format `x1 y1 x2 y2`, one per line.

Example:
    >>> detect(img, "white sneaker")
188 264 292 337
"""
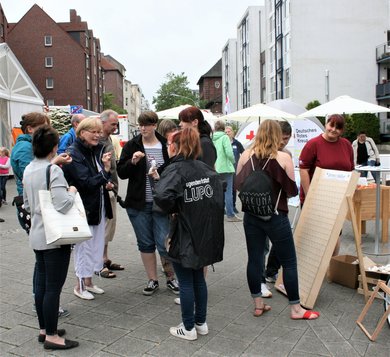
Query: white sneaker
195 322 208 335
85 285 104 294
174 298 181 305
169 323 197 341
261 283 272 298
73 288 94 300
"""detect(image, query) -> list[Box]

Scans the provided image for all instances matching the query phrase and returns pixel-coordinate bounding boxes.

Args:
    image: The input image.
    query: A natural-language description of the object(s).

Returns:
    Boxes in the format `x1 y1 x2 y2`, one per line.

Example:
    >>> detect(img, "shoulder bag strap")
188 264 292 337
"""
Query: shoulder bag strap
45 164 53 190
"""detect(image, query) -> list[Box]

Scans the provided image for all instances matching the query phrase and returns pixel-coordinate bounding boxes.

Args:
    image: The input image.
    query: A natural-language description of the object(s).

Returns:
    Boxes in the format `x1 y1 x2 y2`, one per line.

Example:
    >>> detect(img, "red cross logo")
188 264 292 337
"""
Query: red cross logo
246 130 255 140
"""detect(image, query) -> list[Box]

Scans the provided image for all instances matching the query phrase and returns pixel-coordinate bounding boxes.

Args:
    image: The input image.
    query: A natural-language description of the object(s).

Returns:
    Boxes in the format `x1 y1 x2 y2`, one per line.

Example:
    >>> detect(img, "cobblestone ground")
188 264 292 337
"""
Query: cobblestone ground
0 178 389 356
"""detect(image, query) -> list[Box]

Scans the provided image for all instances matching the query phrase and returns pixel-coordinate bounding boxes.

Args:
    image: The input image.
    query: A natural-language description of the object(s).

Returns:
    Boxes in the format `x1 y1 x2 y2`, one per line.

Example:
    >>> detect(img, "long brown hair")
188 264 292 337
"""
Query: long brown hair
169 127 201 160
251 119 282 159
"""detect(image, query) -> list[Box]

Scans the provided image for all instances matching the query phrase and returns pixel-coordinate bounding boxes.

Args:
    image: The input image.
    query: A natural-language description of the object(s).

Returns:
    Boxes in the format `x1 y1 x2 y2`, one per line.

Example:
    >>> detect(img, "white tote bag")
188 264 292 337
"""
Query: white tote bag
39 165 92 245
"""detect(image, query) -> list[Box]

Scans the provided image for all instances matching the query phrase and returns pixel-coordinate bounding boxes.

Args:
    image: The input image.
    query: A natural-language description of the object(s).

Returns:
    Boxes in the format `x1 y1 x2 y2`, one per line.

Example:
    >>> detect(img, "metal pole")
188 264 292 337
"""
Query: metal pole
325 69 330 102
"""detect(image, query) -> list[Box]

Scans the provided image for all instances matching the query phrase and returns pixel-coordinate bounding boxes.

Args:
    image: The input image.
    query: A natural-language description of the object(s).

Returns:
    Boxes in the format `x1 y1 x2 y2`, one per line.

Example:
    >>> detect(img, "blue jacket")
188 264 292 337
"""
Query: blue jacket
57 128 76 154
10 134 33 195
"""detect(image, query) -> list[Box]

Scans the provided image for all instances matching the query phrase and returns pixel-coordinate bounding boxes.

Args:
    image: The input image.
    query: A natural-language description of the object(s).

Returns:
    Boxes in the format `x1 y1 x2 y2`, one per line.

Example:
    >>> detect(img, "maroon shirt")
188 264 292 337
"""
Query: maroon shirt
299 134 354 203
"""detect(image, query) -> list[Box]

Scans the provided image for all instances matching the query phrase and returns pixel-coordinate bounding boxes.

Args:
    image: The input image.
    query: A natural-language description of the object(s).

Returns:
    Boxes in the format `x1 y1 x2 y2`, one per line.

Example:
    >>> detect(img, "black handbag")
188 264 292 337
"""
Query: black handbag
12 195 31 233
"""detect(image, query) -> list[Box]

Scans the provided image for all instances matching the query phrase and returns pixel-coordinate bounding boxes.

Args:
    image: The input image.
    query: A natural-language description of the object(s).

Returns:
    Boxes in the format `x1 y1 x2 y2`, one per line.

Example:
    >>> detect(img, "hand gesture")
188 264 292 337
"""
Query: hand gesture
68 185 77 193
52 153 72 166
102 151 112 172
131 151 145 165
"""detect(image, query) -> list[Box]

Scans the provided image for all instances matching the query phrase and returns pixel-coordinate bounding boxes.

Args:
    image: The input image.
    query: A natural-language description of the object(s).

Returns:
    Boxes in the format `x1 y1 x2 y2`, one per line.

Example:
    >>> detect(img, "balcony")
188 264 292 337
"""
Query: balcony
376 81 390 99
376 42 390 63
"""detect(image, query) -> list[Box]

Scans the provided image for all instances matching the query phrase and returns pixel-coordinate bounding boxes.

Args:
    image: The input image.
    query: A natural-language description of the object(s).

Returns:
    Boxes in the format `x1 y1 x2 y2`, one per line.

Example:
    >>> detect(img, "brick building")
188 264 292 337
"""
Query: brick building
197 58 222 114
101 54 125 109
6 5 103 112
0 4 8 43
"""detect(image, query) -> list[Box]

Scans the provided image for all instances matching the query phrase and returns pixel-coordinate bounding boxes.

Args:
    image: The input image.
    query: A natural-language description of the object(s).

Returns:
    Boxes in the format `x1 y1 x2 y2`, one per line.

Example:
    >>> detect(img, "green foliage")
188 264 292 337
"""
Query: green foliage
152 72 198 111
305 100 326 125
344 113 380 143
103 93 127 114
48 108 71 135
306 100 321 110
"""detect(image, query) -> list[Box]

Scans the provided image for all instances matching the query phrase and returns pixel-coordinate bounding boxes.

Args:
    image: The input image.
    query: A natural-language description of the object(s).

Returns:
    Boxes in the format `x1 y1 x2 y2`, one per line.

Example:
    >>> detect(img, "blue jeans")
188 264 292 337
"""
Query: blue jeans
126 202 169 255
359 160 378 181
34 246 71 335
0 175 7 201
243 212 300 304
220 173 234 217
172 262 207 330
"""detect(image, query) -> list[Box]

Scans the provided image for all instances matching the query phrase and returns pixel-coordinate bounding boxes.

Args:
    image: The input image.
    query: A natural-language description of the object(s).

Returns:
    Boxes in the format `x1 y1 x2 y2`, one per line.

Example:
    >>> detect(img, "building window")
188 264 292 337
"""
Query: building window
0 24 4 38
86 55 89 69
46 78 54 89
47 99 55 106
44 35 52 46
45 57 53 68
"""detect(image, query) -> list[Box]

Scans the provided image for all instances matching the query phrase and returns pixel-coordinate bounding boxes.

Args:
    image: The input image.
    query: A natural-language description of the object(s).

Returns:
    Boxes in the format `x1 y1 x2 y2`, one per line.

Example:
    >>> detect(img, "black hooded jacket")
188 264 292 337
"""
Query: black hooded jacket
63 138 113 225
154 155 225 269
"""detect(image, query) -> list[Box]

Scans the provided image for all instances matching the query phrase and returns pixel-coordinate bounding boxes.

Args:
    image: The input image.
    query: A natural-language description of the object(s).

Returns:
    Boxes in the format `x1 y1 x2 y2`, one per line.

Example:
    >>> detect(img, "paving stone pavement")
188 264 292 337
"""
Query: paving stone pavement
0 178 389 356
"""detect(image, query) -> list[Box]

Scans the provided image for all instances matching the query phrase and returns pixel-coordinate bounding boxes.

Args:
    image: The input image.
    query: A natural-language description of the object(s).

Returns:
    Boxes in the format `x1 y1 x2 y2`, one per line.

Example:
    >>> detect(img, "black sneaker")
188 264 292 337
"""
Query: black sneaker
143 279 159 296
167 279 180 295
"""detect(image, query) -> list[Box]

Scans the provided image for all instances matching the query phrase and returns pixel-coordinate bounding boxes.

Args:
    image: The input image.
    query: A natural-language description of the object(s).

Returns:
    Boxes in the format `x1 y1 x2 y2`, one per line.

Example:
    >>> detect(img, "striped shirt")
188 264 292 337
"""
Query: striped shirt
144 142 164 202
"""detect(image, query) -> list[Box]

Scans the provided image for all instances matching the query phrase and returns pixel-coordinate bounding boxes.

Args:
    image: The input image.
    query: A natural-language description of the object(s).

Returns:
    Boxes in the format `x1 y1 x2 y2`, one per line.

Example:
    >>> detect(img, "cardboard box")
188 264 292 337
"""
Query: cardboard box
328 255 359 289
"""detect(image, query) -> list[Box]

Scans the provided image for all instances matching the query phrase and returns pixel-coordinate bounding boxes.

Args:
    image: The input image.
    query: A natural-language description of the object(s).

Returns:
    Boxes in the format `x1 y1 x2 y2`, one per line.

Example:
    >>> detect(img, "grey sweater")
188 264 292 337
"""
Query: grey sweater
23 159 76 250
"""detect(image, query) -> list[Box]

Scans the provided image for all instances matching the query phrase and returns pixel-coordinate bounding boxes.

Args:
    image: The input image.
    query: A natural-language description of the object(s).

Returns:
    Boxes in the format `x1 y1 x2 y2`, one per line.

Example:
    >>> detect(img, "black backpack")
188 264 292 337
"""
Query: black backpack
238 156 281 221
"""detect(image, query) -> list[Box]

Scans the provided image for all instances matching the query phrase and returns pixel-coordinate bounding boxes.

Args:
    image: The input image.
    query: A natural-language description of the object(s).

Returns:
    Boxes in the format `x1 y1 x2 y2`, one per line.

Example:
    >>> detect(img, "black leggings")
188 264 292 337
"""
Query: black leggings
34 246 71 335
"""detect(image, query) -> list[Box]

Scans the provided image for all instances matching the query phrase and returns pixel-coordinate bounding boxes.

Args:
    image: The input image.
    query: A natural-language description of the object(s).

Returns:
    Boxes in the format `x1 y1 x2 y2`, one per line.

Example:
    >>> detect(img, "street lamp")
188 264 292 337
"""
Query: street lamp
171 93 198 106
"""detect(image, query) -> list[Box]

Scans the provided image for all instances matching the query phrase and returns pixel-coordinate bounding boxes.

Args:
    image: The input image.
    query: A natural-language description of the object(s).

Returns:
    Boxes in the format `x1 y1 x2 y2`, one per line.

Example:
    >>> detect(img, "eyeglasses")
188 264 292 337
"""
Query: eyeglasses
85 130 102 135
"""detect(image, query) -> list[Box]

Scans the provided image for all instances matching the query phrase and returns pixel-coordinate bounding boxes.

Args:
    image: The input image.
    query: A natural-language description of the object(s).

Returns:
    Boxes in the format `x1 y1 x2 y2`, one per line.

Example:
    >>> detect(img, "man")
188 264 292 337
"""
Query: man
265 121 292 287
352 131 380 181
98 109 124 278
225 126 244 214
57 114 85 154
212 120 240 222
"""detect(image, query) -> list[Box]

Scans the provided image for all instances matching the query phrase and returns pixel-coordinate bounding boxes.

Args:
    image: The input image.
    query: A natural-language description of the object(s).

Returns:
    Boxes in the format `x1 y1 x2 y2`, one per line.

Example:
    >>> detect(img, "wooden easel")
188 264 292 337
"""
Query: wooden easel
356 280 390 341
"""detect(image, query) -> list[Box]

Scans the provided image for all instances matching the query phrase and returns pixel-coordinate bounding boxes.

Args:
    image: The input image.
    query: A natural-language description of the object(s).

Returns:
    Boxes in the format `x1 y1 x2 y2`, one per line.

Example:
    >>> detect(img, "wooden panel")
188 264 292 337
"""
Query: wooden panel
276 168 360 309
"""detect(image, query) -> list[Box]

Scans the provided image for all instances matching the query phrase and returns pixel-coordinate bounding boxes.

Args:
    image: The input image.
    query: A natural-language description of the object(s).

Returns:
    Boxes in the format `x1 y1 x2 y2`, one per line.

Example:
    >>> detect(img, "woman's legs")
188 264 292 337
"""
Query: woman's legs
34 246 71 338
172 262 207 331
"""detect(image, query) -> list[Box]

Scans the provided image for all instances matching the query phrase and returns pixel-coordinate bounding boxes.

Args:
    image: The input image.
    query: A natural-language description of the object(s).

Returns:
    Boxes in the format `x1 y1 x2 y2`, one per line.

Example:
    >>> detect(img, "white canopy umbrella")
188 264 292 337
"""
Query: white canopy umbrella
221 103 296 122
298 95 390 118
156 105 215 129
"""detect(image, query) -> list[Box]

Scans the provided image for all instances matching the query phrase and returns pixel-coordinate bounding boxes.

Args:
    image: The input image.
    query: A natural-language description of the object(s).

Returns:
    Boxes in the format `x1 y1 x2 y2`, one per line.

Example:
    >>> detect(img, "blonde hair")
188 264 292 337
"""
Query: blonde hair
76 117 103 137
251 120 282 159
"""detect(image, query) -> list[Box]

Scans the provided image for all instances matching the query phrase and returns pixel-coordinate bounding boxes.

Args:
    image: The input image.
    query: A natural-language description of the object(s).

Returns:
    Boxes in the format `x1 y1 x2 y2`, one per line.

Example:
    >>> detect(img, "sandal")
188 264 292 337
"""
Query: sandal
291 310 320 320
96 267 116 279
253 304 271 317
105 259 124 271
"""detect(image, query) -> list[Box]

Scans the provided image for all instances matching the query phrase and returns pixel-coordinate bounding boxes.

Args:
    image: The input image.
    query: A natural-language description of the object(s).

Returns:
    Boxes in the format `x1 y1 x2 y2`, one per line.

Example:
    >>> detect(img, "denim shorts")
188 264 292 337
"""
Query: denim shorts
126 202 169 255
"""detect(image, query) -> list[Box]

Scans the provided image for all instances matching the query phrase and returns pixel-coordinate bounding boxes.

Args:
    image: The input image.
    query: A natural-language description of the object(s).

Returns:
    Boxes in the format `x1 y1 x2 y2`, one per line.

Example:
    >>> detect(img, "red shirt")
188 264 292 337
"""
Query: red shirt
299 134 354 203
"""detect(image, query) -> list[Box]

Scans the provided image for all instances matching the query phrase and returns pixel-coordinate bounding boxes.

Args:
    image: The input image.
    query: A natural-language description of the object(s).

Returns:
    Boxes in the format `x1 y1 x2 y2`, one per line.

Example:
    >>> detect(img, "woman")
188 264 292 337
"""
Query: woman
23 126 79 350
62 117 113 300
154 128 225 340
299 114 354 255
236 120 319 320
11 113 51 232
0 147 10 204
352 131 380 180
117 111 179 296
157 119 177 138
178 106 216 168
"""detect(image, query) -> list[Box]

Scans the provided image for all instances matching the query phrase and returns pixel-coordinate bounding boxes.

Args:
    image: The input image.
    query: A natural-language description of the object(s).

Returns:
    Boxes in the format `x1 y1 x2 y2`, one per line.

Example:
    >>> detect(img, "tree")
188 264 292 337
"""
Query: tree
305 100 325 125
153 72 198 111
103 93 128 114
344 113 380 143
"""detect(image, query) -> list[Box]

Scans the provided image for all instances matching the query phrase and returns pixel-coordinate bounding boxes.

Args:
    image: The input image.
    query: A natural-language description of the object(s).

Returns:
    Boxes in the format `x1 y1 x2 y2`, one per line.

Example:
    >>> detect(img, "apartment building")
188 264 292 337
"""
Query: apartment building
197 58 223 114
223 1 390 132
6 5 103 112
222 39 238 114
236 6 265 109
376 38 390 134
101 54 125 109
0 4 8 43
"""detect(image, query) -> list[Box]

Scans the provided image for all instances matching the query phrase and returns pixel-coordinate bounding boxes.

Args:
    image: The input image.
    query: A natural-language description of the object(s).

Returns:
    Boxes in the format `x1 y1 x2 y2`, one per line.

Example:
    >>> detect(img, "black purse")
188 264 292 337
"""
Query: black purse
12 195 31 233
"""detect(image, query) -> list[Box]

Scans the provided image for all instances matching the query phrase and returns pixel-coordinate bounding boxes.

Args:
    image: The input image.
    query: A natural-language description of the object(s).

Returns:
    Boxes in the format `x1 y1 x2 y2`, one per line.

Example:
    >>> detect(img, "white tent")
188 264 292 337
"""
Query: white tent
0 43 44 148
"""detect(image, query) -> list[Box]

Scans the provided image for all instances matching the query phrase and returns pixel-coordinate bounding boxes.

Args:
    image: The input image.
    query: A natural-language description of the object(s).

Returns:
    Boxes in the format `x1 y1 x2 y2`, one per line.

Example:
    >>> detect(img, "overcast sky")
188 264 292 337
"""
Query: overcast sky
2 0 263 107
